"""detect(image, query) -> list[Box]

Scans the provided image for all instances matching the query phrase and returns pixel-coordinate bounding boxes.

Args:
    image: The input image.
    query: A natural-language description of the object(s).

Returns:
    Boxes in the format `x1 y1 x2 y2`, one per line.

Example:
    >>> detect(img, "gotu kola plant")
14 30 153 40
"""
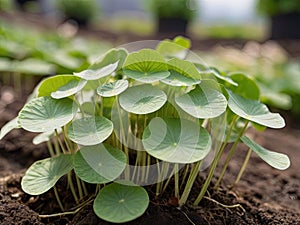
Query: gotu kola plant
0 36 290 223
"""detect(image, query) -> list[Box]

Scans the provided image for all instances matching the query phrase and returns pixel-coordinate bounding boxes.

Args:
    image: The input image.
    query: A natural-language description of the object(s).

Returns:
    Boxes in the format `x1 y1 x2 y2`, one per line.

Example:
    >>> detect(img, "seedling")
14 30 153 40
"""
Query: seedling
0 36 290 223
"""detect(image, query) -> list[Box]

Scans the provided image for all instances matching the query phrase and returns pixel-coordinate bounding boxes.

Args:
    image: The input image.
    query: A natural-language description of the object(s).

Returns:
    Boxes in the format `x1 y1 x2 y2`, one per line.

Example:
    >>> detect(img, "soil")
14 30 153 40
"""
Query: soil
0 10 300 225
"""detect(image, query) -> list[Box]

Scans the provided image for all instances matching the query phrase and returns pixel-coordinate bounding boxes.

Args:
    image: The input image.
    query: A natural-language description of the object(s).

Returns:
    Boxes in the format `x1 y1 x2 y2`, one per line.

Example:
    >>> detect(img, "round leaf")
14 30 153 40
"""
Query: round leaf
175 86 227 118
97 80 128 97
0 117 20 140
18 96 78 133
241 135 290 170
51 79 87 99
229 73 260 100
94 183 149 223
119 84 167 114
74 61 119 80
142 118 212 163
92 48 128 71
227 90 285 128
68 116 113 146
73 144 126 183
123 49 170 83
33 130 54 145
162 58 201 86
21 154 73 195
38 75 85 97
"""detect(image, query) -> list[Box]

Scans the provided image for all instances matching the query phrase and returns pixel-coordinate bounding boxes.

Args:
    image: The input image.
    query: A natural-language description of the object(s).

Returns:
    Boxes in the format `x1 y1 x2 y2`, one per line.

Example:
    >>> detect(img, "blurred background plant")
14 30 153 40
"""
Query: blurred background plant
146 0 198 34
56 0 99 27
256 0 300 39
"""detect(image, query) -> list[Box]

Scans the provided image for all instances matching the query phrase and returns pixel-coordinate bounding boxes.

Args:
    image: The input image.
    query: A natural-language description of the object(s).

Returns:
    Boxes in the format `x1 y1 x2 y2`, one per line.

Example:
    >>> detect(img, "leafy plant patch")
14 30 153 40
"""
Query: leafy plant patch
0 36 290 223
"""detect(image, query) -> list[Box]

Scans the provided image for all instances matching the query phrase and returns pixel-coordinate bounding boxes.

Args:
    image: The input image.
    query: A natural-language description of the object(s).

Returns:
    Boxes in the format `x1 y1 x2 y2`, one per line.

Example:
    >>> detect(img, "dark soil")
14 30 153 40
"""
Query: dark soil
0 10 300 225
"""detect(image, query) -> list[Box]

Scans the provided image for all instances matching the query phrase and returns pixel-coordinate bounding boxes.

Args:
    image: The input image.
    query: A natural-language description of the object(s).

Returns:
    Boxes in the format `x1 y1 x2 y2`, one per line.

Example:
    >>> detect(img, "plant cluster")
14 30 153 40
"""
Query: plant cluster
199 41 300 115
257 0 300 16
56 0 99 26
0 21 110 92
148 0 196 21
0 36 290 223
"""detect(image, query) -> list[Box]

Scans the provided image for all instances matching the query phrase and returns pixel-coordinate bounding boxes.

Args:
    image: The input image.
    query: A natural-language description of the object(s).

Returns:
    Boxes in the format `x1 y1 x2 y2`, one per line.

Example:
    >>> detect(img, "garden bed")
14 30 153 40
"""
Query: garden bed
0 86 299 225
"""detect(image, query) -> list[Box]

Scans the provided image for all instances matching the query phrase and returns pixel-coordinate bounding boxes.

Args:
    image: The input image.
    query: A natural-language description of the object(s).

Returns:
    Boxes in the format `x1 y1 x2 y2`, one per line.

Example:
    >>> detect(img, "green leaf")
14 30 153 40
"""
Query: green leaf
21 154 73 195
73 61 119 80
209 67 238 86
161 58 201 86
142 118 211 163
227 90 285 129
93 183 149 223
0 57 12 71
173 36 191 49
32 130 54 145
68 116 113 146
175 86 227 118
241 135 290 170
73 48 127 81
18 96 78 133
38 75 85 97
119 84 167 114
14 58 56 75
92 48 128 72
97 80 128 97
156 37 189 59
51 79 87 99
73 144 126 183
0 117 20 140
123 49 170 83
229 73 260 100
46 50 80 70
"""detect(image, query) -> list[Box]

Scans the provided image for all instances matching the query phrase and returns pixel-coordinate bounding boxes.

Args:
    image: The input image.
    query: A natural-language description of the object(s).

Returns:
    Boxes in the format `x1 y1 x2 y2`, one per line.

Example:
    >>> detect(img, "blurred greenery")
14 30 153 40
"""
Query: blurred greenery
147 0 197 21
190 23 266 40
257 0 300 16
197 41 300 115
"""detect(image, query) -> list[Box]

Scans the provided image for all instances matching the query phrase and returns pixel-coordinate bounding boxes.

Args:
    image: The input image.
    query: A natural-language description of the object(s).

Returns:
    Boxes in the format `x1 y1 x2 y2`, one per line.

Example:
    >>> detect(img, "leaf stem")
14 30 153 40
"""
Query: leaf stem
174 163 179 199
46 140 55 157
179 160 202 206
116 96 130 180
214 121 249 190
193 115 238 206
53 186 64 212
232 147 252 188
67 172 79 204
55 129 66 154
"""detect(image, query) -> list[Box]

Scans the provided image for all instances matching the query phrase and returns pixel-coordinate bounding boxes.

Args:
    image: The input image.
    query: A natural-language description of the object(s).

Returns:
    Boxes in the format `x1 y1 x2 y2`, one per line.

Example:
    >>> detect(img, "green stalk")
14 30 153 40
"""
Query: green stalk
145 154 151 183
179 160 202 206
232 148 252 188
46 140 55 157
62 127 73 153
156 159 161 196
116 96 130 180
75 175 84 200
193 115 238 206
81 180 88 196
214 121 249 190
53 186 64 212
55 129 66 154
180 164 190 190
174 163 179 198
68 172 79 204
53 135 61 155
